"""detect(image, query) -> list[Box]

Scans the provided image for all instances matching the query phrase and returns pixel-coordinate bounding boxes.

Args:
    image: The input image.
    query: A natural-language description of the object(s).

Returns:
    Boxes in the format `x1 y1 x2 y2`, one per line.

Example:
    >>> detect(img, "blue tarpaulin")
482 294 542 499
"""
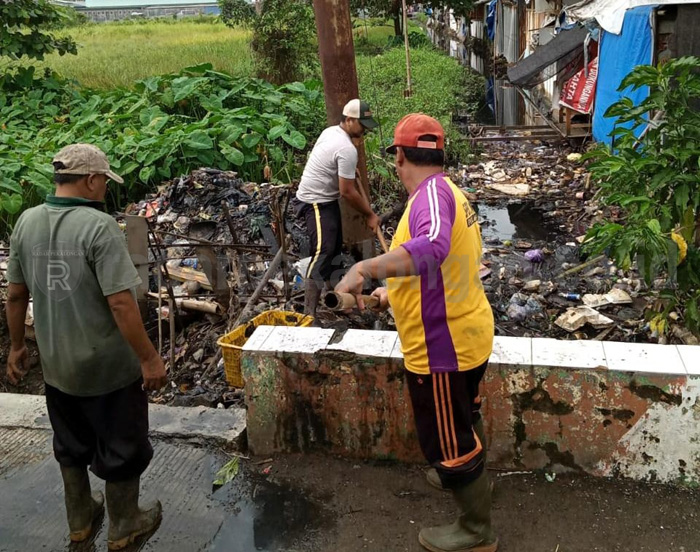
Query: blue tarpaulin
487 0 497 41
592 6 654 145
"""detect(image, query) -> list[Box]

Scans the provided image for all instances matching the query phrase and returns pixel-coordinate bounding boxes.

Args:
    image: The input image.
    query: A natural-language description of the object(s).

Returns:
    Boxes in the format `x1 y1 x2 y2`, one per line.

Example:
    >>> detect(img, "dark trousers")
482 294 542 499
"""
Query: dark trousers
295 199 343 284
45 378 153 482
406 361 489 489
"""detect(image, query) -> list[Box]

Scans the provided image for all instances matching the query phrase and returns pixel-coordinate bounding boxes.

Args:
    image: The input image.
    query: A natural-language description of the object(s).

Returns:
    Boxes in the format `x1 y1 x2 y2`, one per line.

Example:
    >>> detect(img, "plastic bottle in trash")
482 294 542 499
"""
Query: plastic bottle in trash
559 292 581 301
292 274 303 292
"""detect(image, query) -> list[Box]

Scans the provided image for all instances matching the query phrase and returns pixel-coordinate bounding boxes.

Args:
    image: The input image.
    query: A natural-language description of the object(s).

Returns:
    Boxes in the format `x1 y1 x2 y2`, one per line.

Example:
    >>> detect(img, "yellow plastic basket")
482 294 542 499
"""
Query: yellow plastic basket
217 310 313 388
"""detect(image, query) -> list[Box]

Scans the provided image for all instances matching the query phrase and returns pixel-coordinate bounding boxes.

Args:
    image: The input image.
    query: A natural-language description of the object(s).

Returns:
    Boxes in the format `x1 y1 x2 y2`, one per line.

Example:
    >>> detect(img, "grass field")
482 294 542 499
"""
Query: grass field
353 19 422 54
31 18 422 89
39 19 254 89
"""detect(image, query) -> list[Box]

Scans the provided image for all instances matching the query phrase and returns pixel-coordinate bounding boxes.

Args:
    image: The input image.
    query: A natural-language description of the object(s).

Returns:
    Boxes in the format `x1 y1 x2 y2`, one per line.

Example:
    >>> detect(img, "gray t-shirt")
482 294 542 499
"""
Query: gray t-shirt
296 125 358 204
6 196 142 397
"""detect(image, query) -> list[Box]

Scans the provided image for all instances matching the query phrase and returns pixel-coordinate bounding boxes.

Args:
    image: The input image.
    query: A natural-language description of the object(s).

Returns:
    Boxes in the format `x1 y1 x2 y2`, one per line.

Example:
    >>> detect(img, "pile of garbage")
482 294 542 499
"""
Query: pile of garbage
122 169 301 405
457 140 599 236
450 140 698 345
123 168 378 407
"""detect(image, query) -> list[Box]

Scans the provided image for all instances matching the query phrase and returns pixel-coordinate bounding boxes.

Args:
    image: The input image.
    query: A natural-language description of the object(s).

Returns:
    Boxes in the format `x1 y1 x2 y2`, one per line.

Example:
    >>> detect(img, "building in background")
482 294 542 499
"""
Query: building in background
74 0 220 21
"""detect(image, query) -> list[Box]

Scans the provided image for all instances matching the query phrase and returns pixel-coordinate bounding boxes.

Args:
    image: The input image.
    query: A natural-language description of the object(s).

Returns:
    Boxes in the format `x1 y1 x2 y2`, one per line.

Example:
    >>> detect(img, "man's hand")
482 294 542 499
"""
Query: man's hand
335 262 369 310
6 345 29 385
141 353 167 391
366 213 380 233
370 287 390 312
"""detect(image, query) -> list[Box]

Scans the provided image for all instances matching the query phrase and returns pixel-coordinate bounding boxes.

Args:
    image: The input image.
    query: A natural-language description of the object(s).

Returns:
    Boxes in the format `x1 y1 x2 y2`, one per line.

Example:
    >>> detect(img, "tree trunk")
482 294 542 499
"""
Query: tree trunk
393 13 402 35
392 0 402 35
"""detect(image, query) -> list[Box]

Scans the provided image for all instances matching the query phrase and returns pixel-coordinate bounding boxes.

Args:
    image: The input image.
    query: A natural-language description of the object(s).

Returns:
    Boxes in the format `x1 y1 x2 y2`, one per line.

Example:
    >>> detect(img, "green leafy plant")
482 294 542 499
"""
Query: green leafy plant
220 0 318 84
583 57 700 334
385 30 431 49
0 0 77 61
0 64 325 229
219 0 256 25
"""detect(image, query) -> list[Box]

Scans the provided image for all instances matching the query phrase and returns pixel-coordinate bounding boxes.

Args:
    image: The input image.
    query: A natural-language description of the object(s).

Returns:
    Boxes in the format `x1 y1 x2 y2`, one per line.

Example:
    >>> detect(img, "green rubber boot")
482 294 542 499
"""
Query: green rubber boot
106 477 162 551
426 418 489 492
60 465 104 542
418 470 498 552
303 279 322 322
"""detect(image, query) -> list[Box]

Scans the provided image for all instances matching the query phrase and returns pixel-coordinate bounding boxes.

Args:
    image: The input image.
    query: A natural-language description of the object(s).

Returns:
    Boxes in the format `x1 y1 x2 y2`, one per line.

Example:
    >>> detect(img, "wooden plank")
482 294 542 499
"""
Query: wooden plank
125 215 150 317
471 134 563 142
195 246 230 308
166 266 213 290
477 125 552 130
514 85 566 138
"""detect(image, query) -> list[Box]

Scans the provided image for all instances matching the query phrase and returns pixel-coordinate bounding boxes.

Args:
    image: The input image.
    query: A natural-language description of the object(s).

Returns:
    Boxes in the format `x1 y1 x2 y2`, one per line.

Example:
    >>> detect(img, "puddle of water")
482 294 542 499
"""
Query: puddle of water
208 466 327 552
477 202 556 243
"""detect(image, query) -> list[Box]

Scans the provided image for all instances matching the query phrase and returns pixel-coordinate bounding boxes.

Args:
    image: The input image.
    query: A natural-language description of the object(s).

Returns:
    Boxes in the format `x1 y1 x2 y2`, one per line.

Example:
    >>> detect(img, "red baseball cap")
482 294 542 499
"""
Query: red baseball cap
386 113 445 154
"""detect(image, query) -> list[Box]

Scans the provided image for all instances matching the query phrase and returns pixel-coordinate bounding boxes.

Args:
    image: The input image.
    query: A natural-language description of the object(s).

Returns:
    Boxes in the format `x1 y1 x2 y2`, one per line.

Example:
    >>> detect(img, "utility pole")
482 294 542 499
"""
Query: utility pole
312 0 373 256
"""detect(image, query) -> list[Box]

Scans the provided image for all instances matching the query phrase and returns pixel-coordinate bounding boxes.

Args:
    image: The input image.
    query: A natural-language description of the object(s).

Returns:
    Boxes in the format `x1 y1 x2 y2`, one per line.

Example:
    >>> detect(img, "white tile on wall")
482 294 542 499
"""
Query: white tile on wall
250 326 336 354
326 329 399 358
677 345 700 376
492 336 532 366
602 341 686 375
532 338 606 370
390 337 404 359
241 325 277 352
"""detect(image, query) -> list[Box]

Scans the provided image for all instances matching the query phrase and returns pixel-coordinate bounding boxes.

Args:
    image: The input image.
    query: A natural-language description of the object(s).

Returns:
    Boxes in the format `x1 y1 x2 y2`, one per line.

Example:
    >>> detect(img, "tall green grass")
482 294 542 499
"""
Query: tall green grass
38 19 254 89
352 20 421 55
30 18 424 88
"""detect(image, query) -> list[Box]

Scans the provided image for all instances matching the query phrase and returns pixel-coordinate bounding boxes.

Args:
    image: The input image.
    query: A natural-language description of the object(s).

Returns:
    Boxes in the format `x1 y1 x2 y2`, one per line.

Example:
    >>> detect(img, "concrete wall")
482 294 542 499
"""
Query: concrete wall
242 327 700 485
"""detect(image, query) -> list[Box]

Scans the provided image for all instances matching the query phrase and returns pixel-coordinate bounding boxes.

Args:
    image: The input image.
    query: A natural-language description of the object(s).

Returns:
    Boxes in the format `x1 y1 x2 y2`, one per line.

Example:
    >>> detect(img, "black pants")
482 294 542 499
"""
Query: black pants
294 199 343 284
45 378 153 482
406 361 489 489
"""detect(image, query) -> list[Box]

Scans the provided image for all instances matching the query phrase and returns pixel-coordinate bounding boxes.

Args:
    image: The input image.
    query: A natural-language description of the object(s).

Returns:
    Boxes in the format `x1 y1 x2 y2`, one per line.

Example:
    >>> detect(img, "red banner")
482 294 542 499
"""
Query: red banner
560 57 598 114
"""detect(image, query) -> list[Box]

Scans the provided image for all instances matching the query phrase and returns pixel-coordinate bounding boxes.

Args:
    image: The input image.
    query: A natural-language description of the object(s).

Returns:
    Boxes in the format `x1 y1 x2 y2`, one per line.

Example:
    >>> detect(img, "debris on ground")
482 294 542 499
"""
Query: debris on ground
120 168 380 405
555 306 615 333
442 138 679 344
1 140 698 404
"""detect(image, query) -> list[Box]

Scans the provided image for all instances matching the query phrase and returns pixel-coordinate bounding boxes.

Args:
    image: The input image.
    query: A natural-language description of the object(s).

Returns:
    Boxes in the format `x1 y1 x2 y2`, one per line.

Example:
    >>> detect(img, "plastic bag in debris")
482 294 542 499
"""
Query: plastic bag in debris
294 257 312 278
181 258 200 270
524 249 545 263
506 293 542 322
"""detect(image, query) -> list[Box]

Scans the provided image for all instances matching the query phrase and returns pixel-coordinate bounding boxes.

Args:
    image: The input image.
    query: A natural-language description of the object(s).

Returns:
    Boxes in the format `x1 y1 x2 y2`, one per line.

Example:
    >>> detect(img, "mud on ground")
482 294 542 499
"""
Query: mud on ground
257 452 700 552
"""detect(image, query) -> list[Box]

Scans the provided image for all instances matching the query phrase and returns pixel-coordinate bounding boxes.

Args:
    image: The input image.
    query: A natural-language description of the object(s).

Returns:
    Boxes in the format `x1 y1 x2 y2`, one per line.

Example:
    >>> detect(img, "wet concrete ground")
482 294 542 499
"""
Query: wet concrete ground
3 425 700 552
0 427 326 552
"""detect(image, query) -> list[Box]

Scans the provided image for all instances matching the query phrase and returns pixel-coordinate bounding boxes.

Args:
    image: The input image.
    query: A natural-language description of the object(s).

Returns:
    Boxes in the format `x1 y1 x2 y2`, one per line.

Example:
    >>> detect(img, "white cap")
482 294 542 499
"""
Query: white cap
341 99 379 129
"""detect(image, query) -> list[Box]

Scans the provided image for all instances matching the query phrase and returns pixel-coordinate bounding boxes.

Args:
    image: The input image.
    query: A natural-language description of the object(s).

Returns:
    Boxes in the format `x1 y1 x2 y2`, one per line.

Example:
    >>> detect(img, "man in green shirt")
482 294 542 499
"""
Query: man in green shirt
5 144 166 550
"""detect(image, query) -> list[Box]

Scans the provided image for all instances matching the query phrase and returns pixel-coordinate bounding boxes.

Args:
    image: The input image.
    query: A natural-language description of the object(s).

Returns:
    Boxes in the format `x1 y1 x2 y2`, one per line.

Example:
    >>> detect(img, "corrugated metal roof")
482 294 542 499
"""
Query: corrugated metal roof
566 0 700 34
507 25 589 88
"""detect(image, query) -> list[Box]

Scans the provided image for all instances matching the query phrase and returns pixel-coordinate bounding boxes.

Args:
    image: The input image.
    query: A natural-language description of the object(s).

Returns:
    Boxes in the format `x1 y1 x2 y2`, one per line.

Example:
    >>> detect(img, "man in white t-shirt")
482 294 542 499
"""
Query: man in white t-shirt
294 99 381 317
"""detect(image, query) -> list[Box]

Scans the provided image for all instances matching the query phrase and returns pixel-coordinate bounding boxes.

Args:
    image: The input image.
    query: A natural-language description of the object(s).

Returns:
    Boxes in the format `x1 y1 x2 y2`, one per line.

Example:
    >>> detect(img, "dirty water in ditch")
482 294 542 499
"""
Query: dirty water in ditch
477 201 559 243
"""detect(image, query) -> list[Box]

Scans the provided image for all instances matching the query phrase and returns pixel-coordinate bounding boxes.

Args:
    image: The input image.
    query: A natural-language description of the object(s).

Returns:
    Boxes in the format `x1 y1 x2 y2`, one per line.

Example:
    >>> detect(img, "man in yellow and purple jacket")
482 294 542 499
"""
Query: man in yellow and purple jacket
336 114 497 552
